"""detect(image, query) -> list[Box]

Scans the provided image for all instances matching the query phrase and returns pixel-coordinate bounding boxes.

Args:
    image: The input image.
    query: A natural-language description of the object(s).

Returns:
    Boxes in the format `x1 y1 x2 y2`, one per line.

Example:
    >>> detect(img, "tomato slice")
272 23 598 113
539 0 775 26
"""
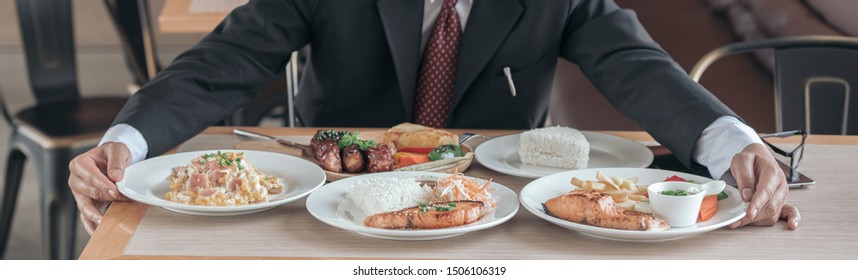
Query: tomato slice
398 147 435 154
663 175 688 182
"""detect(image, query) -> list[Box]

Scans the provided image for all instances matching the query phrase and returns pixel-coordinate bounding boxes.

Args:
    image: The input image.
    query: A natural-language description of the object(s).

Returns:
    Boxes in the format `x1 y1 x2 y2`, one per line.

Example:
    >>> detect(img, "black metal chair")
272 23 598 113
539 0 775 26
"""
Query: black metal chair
0 0 128 259
103 0 161 87
690 35 858 135
223 51 303 127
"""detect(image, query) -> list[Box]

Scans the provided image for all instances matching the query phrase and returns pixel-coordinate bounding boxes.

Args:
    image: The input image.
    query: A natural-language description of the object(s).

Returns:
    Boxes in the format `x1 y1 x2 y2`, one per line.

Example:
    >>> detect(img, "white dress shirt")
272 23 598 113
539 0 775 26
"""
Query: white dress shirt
101 0 762 179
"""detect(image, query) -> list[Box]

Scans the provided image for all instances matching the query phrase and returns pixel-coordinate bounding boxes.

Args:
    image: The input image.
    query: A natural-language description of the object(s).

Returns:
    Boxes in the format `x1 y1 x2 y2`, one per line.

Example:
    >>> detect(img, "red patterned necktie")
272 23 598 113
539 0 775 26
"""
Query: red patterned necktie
413 0 461 128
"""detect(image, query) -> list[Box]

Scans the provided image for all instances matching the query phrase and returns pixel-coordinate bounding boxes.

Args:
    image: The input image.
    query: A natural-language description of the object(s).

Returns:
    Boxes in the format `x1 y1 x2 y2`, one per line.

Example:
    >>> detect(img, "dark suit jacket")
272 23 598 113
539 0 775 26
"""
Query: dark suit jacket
114 0 737 166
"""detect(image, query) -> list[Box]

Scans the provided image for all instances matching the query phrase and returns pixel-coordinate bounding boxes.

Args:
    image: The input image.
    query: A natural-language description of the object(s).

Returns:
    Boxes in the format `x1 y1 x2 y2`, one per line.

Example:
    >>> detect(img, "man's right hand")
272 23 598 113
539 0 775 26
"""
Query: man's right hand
68 142 132 235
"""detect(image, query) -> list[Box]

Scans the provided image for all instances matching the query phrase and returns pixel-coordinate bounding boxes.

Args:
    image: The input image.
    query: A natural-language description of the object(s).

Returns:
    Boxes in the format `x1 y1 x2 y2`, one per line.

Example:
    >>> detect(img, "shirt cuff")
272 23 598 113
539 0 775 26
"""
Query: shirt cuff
99 124 149 164
693 116 763 179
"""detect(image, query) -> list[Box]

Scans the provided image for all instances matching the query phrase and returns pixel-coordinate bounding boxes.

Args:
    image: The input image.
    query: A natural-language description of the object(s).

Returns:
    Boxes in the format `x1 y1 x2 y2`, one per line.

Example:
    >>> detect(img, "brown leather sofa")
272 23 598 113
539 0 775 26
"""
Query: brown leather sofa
549 0 858 133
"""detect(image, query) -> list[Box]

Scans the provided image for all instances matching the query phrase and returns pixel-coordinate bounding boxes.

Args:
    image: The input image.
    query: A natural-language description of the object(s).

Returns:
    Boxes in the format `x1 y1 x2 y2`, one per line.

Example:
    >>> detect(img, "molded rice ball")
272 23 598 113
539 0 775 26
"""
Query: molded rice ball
519 126 590 169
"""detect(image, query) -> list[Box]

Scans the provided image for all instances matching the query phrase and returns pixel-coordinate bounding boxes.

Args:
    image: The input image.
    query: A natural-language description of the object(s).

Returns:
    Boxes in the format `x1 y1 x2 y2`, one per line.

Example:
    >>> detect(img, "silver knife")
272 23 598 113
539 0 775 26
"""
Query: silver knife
233 129 314 155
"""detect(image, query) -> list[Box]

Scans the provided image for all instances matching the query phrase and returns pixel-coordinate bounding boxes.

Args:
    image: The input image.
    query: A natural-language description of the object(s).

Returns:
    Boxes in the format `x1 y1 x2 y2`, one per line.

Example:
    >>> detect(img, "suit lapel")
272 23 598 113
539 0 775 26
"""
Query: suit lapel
448 0 524 125
377 0 423 119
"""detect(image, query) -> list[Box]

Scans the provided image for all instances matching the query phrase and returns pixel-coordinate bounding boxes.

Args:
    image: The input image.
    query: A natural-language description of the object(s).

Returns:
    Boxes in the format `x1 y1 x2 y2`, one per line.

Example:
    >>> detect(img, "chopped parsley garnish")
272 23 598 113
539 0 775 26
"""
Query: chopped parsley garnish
660 190 689 196
337 131 377 150
204 150 243 169
418 203 457 212
434 203 457 212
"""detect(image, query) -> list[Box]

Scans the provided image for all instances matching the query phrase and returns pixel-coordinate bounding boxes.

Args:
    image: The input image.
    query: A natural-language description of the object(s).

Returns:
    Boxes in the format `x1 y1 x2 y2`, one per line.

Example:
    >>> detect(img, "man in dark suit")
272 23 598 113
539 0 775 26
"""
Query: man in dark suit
69 0 799 234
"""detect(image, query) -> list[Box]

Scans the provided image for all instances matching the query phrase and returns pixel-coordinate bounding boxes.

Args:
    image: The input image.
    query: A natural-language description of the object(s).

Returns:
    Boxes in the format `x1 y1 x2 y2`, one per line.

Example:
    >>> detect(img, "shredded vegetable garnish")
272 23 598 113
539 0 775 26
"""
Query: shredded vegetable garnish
434 172 495 207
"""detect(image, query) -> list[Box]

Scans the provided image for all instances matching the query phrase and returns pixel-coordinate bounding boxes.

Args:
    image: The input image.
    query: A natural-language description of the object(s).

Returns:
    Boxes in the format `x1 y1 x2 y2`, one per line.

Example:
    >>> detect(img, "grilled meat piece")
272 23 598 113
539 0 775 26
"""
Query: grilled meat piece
315 140 342 173
543 190 669 231
364 201 486 229
311 130 345 151
365 143 396 173
341 144 366 173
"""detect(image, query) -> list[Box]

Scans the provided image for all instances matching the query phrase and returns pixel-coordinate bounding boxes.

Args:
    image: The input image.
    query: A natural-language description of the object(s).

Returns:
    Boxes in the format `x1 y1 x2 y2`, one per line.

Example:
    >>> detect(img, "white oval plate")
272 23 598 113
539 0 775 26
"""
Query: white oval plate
475 132 653 178
118 150 326 216
519 168 746 242
306 171 519 241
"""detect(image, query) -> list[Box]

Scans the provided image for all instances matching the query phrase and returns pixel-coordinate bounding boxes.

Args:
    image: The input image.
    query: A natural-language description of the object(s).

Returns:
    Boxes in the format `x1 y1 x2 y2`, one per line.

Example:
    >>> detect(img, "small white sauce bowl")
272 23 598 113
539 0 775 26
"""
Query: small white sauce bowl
647 181 706 227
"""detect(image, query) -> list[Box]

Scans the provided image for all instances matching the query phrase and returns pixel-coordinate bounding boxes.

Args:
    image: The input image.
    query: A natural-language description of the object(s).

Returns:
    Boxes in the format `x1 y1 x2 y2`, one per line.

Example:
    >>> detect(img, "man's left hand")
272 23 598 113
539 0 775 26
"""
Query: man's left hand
727 143 801 230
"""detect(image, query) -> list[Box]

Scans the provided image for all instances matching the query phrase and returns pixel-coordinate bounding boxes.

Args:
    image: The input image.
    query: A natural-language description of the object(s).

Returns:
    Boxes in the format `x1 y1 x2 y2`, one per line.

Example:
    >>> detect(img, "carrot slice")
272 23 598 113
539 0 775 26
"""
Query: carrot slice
397 153 431 167
698 195 718 222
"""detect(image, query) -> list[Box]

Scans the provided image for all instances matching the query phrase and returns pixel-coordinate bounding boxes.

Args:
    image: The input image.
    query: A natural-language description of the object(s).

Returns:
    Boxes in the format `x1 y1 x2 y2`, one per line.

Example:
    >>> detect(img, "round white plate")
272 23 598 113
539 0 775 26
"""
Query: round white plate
519 168 746 242
118 150 326 216
475 132 653 178
306 171 519 241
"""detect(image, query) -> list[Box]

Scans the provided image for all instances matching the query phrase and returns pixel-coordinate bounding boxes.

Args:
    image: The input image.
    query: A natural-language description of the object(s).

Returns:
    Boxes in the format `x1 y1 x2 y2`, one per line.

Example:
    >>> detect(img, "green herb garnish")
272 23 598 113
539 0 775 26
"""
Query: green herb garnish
716 191 728 201
209 151 238 167
338 132 360 147
418 203 429 213
434 203 457 212
357 139 377 150
660 189 689 196
337 131 377 150
428 144 464 161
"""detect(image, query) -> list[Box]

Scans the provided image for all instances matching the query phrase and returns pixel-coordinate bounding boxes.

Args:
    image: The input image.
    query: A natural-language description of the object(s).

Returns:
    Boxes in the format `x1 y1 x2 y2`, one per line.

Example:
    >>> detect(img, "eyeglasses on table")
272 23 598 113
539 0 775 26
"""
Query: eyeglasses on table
760 130 807 183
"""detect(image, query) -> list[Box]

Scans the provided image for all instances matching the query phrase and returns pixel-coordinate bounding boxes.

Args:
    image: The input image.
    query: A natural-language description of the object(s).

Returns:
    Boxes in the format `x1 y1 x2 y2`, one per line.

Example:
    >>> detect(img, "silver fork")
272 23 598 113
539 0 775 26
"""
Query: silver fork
458 132 490 145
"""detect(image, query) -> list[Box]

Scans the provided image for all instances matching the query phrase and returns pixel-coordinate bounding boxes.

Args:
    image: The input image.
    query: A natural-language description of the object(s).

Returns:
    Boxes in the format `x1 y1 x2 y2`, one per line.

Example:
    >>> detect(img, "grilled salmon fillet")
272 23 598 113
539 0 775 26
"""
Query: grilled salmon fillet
543 190 669 231
364 201 486 229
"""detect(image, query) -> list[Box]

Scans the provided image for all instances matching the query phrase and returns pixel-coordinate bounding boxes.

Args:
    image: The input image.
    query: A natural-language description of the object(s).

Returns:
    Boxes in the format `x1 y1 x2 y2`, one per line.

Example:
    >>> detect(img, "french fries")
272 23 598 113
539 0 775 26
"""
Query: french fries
604 190 629 203
620 180 636 192
583 181 606 191
570 177 584 188
596 172 620 190
569 171 649 205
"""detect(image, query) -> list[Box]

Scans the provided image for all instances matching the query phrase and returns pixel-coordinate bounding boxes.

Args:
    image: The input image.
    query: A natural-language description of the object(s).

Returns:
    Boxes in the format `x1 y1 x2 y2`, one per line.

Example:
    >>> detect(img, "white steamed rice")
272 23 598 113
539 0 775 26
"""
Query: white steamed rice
349 177 432 215
519 126 590 169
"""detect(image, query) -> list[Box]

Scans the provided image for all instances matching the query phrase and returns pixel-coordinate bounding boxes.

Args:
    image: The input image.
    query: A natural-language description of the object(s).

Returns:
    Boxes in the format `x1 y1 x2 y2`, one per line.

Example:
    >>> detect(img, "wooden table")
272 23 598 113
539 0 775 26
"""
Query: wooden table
158 0 243 33
79 127 858 259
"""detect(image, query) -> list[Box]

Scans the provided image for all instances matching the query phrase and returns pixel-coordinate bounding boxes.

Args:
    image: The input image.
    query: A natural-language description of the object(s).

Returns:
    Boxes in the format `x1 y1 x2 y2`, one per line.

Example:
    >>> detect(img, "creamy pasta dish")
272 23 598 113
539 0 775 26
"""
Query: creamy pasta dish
164 151 286 206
